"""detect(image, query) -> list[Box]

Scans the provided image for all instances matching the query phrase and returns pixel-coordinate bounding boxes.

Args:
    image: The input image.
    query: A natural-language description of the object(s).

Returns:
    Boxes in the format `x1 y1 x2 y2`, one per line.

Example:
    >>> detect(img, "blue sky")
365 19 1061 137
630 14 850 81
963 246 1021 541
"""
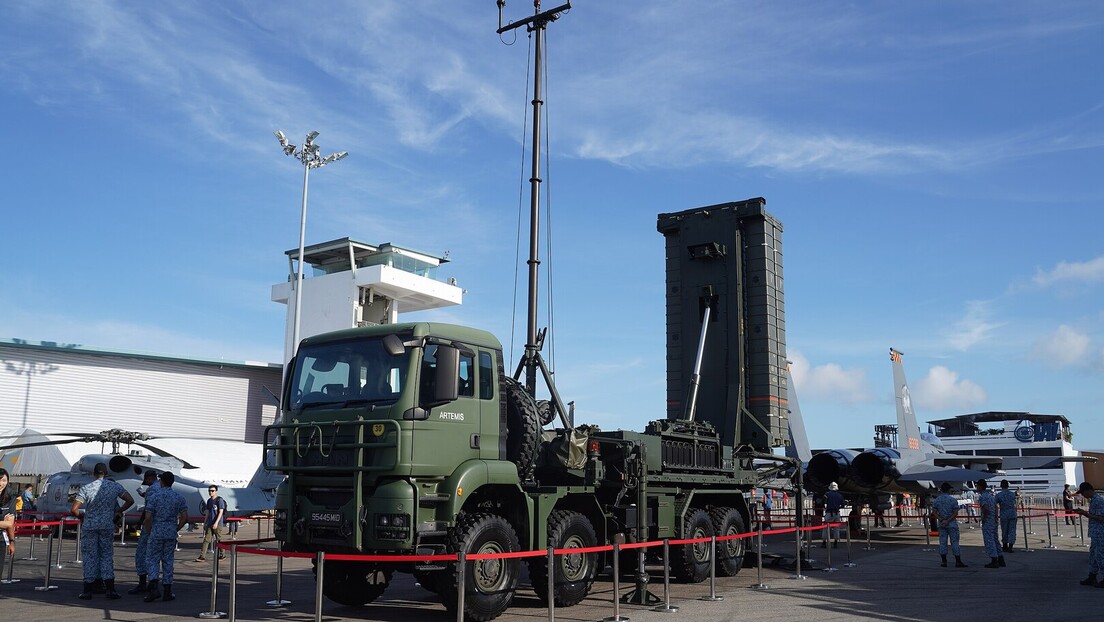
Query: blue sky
2 2 1102 451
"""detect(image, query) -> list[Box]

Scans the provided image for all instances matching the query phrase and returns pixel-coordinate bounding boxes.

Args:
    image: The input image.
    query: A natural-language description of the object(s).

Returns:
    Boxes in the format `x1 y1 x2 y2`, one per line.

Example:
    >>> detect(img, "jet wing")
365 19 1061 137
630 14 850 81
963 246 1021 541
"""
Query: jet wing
1001 455 1097 470
931 454 1002 468
897 465 997 483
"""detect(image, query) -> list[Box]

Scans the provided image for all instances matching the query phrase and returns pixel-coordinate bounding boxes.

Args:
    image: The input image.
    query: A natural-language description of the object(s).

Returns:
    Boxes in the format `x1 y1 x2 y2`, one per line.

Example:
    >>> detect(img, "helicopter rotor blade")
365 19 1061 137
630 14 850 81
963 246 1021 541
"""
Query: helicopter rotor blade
0 438 94 450
133 441 200 469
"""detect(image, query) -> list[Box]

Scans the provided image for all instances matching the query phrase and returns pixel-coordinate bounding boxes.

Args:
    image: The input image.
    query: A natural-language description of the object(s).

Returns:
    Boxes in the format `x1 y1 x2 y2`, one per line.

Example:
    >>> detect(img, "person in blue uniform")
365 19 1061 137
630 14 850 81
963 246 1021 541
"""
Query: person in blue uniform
932 482 967 568
143 471 189 602
994 479 1018 553
70 462 135 599
127 470 161 594
976 479 1004 568
1073 481 1104 587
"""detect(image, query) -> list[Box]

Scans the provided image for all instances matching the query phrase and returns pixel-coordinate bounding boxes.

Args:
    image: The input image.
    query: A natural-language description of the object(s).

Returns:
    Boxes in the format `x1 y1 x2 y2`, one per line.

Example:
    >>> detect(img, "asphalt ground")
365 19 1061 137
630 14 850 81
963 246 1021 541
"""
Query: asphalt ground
0 515 1100 621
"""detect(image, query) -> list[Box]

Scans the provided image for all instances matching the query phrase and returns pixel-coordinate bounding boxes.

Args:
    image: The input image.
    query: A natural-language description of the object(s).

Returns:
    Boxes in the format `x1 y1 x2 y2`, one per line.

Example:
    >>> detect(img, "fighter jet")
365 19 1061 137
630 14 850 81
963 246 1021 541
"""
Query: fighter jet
804 348 1004 496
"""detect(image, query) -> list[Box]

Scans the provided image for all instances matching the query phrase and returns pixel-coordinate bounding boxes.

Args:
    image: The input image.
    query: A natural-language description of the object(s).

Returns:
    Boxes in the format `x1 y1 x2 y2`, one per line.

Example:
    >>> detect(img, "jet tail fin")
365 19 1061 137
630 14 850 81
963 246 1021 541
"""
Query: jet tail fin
785 367 813 463
891 348 923 458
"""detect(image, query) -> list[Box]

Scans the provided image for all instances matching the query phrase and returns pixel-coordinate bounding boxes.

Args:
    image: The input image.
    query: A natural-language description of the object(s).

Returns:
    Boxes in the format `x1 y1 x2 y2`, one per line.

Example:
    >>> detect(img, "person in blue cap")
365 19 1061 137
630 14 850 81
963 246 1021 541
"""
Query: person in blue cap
71 462 135 599
932 482 967 568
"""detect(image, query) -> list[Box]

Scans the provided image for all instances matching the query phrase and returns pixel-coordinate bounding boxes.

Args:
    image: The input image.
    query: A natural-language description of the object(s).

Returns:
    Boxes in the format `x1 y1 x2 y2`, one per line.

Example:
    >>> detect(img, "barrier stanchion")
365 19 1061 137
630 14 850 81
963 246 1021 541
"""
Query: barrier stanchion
603 542 628 622
34 528 58 592
751 521 768 590
654 539 679 611
699 535 722 602
119 520 126 546
266 553 291 607
228 545 238 622
822 524 837 573
456 551 467 622
54 518 66 569
1021 510 1032 552
1079 515 1087 546
198 544 227 619
22 518 38 561
844 521 856 568
314 551 324 622
864 512 875 551
790 525 806 580
546 547 555 622
73 519 83 564
1046 514 1057 549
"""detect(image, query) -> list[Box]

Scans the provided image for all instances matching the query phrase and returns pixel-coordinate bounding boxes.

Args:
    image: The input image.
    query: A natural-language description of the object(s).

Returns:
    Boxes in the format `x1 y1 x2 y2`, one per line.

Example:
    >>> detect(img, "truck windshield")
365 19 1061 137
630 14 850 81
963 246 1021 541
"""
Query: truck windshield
289 337 409 411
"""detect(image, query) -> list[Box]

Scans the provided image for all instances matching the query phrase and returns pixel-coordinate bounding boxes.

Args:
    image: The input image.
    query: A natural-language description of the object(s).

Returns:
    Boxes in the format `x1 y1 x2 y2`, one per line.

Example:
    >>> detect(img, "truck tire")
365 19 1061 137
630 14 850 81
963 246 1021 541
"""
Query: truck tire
709 506 747 576
504 377 541 481
317 560 391 607
535 399 556 426
529 510 598 607
442 513 521 622
671 508 714 583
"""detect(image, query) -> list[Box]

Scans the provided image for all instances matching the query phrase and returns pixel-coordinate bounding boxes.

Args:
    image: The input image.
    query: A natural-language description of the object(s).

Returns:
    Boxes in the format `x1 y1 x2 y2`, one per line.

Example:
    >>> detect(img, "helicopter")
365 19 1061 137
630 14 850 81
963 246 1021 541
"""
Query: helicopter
0 428 279 526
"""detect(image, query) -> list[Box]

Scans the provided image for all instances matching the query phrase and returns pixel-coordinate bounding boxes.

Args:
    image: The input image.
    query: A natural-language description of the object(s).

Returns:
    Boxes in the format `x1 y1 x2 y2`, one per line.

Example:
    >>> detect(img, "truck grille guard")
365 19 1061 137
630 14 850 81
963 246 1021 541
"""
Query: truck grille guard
264 419 401 473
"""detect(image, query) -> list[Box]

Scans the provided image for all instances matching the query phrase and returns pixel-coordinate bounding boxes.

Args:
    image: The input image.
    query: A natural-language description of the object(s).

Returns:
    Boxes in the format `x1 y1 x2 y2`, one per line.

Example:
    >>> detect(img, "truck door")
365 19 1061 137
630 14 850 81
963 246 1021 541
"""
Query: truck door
409 344 481 476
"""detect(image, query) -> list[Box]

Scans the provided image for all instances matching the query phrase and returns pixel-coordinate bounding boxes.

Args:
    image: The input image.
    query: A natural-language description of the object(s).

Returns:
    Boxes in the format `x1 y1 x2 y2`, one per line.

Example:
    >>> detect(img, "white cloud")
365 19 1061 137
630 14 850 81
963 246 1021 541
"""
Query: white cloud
947 300 1002 351
789 351 871 404
1032 256 1104 288
1031 325 1091 368
913 366 986 411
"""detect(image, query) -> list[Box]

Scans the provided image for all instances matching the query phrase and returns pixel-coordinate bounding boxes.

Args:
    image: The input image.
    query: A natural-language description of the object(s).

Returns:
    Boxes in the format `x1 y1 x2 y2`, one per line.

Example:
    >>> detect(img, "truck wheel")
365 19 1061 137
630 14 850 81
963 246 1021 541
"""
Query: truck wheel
671 508 714 583
535 399 556 426
504 377 541 481
529 510 598 607
709 507 747 576
317 560 391 607
442 513 521 622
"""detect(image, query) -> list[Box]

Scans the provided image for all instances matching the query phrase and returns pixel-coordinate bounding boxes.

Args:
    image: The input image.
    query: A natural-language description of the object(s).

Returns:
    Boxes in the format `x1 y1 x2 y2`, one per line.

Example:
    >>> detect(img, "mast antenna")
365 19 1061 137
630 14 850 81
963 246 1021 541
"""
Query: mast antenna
497 0 572 428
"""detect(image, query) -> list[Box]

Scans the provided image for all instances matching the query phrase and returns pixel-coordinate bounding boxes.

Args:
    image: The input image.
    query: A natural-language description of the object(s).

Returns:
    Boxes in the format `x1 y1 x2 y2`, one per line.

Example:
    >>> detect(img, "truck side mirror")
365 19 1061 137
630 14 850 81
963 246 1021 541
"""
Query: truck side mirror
281 355 297 410
383 334 405 357
431 345 460 405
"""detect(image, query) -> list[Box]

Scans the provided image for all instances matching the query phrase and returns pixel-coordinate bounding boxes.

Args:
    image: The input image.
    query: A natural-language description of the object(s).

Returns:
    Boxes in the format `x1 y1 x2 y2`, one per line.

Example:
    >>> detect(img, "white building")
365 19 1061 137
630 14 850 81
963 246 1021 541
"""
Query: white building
271 238 463 365
928 411 1084 495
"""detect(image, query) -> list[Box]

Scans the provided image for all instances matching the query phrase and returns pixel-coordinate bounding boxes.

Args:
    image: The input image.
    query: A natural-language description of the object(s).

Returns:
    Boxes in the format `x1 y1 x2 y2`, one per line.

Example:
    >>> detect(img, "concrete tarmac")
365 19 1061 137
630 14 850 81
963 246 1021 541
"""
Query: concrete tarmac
1 516 1100 621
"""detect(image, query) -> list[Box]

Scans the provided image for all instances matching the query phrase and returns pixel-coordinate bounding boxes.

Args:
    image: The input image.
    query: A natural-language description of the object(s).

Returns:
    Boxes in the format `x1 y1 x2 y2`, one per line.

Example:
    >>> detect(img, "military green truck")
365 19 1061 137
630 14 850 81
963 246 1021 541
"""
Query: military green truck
264 198 789 621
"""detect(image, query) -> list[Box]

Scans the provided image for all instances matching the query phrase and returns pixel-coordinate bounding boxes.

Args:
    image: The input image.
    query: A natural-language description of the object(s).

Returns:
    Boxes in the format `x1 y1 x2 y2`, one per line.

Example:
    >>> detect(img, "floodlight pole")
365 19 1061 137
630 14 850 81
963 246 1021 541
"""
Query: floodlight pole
274 131 348 362
498 0 571 421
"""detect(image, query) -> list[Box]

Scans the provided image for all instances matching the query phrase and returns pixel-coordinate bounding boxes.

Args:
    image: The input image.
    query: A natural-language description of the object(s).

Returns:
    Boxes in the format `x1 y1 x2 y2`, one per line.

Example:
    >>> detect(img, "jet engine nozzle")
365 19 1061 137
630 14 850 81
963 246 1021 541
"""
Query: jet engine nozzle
851 448 902 490
806 449 859 491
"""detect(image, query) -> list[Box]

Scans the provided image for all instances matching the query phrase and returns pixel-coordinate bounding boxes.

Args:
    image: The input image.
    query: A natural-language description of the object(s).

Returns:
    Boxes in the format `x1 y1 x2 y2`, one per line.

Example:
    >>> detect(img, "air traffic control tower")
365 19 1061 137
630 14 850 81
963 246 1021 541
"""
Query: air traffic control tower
271 237 463 364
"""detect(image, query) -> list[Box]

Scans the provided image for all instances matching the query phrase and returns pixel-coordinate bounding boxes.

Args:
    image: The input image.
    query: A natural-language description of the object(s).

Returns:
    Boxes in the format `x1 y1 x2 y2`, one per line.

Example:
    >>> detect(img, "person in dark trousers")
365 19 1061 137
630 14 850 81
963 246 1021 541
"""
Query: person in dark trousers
195 484 227 562
932 483 967 568
0 469 17 568
761 489 773 530
822 482 845 547
977 479 1004 568
894 493 905 527
1073 482 1104 587
143 472 189 602
1064 484 1076 525
71 462 135 599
